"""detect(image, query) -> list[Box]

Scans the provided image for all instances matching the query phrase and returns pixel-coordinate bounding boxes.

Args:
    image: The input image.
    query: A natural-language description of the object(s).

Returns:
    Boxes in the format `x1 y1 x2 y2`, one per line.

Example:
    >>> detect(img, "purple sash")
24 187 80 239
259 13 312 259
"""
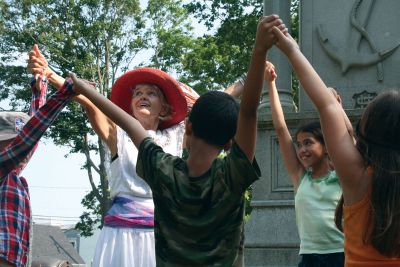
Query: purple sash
104 196 154 228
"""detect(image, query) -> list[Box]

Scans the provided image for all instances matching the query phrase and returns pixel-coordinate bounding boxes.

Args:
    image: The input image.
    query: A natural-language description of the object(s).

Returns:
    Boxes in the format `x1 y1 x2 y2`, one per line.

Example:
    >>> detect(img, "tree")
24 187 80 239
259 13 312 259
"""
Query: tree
0 0 146 236
143 0 195 76
182 0 263 93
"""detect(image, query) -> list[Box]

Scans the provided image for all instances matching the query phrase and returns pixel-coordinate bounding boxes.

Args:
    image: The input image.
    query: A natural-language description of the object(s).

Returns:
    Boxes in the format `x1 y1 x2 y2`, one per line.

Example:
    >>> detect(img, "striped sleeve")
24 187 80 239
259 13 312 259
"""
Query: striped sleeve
0 78 75 178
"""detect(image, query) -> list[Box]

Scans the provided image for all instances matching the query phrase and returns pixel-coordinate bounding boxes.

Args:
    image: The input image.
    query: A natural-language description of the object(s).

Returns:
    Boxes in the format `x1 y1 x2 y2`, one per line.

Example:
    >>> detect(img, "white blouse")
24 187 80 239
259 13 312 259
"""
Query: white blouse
109 122 185 198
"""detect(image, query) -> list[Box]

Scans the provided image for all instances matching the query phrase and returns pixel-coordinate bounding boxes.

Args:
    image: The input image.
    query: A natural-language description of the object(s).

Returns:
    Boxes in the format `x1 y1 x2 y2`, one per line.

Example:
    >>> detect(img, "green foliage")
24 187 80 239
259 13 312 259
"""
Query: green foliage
75 191 101 237
182 0 262 92
144 0 195 75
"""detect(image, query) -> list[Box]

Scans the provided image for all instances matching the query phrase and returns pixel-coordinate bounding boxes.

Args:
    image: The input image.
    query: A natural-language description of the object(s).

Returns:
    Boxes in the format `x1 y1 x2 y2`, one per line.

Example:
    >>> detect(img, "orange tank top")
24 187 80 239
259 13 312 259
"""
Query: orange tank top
344 193 400 266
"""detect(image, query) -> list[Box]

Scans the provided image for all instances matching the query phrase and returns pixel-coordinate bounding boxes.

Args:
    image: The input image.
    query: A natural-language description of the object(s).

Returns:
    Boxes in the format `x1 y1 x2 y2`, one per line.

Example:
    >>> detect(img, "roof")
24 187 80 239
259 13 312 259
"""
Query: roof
31 224 85 265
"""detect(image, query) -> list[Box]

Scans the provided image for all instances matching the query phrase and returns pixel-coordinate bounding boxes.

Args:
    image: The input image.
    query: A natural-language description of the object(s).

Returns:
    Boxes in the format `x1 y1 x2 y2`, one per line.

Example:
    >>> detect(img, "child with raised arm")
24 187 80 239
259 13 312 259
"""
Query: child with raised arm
70 15 286 266
266 61 344 266
272 21 400 266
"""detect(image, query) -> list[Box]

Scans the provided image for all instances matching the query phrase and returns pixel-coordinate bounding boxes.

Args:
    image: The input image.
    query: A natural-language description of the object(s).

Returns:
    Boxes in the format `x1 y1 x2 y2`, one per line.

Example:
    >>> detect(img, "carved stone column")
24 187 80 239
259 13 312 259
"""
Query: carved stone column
259 0 296 116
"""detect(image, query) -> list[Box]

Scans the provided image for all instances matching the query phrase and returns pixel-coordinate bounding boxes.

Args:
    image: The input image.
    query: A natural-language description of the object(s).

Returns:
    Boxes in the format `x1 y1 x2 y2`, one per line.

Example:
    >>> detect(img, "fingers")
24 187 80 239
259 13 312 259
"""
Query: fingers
276 23 288 35
69 72 82 94
69 72 97 88
266 61 275 69
32 44 45 59
259 14 279 24
271 26 286 41
271 69 277 79
36 45 45 60
69 72 77 81
27 59 46 75
32 44 39 56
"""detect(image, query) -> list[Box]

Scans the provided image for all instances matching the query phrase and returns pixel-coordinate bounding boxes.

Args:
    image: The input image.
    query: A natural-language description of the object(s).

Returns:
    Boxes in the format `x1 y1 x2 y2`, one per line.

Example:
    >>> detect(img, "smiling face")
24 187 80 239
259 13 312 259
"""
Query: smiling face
130 84 169 127
295 131 327 168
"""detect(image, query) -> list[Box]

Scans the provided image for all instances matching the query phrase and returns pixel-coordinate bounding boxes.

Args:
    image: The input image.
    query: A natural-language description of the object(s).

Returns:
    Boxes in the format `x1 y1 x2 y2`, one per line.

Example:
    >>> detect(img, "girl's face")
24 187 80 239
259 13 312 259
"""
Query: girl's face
295 131 327 168
130 85 167 122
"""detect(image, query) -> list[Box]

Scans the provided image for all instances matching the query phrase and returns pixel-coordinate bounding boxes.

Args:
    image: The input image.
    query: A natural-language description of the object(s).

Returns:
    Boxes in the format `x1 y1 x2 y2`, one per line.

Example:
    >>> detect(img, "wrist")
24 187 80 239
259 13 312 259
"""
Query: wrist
237 73 247 86
284 46 301 60
48 72 65 89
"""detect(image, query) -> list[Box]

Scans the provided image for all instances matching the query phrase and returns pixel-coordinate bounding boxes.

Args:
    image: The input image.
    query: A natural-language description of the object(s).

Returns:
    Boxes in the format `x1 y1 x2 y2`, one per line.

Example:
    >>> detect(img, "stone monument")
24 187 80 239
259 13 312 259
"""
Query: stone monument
245 0 400 266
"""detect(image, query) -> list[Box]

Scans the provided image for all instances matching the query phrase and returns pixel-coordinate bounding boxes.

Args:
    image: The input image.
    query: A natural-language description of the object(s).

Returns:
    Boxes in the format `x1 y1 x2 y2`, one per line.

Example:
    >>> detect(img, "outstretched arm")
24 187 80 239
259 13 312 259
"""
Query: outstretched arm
71 74 149 148
273 27 365 201
0 79 76 177
267 61 304 188
235 15 287 161
224 80 244 98
28 45 49 115
329 87 355 141
27 45 118 155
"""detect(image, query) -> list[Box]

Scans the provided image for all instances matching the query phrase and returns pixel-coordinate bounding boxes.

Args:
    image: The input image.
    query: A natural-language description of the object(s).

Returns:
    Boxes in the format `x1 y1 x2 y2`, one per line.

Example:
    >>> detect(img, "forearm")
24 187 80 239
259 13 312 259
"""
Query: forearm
48 70 66 89
240 49 266 116
224 80 244 99
73 77 148 148
268 81 288 133
340 105 355 140
29 77 48 115
287 50 336 111
235 48 267 161
0 79 76 176
74 94 116 150
268 80 302 182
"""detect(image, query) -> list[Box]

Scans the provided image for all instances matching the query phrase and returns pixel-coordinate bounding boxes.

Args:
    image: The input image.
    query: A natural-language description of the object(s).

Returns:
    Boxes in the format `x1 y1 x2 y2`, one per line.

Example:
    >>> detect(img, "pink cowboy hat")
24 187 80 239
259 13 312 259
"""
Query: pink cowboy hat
111 67 188 130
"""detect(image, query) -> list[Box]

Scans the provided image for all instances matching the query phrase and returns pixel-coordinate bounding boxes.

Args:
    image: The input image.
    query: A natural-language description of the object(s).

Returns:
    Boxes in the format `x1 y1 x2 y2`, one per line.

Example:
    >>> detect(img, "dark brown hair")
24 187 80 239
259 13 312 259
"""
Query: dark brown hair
295 121 325 146
335 90 400 257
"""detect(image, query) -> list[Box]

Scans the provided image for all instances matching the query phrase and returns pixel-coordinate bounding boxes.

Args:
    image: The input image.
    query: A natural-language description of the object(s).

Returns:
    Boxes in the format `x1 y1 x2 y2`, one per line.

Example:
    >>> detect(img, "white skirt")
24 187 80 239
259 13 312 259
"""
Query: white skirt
92 226 155 267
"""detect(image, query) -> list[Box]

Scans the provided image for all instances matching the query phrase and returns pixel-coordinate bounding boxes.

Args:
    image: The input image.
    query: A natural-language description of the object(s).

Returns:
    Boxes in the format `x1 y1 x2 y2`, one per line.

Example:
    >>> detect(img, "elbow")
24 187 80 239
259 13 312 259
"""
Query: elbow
275 127 288 136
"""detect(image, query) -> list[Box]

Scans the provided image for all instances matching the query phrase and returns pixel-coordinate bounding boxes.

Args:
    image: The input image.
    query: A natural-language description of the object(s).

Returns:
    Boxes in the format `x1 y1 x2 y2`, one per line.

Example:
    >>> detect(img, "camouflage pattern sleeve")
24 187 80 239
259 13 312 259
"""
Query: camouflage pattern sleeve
224 142 261 194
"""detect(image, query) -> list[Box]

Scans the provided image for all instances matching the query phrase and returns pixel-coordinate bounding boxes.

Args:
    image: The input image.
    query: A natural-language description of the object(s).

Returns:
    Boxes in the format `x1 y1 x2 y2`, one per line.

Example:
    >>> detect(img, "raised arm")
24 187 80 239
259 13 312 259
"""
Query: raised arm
0 79 76 177
28 45 118 155
273 27 365 200
71 74 148 149
224 80 244 98
329 88 355 141
235 15 287 161
28 45 49 115
267 61 304 188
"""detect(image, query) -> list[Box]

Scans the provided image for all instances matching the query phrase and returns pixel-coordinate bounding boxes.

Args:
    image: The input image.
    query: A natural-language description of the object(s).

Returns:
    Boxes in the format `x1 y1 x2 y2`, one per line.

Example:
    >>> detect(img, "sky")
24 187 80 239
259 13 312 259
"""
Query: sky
22 139 93 225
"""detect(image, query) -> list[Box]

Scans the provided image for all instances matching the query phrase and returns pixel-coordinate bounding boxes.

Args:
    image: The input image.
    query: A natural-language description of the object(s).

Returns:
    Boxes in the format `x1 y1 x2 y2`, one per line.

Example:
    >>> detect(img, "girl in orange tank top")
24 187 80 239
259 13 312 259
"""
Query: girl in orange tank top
271 24 400 266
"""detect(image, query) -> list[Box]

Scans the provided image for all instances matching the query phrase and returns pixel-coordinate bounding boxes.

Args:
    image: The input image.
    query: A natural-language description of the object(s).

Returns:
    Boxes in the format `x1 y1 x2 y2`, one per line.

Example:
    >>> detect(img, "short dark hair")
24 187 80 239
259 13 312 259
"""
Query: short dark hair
295 121 325 146
189 91 239 147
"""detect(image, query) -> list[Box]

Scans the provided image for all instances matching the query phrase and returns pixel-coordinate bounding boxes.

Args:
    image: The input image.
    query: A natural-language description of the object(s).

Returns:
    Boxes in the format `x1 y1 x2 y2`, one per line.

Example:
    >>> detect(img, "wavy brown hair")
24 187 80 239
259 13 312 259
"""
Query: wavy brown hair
335 90 400 257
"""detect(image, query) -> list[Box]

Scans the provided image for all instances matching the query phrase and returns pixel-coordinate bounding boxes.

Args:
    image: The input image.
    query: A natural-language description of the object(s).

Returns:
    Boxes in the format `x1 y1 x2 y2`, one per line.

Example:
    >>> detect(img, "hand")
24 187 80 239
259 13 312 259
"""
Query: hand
264 61 277 82
28 45 54 91
27 44 52 77
272 26 299 56
255 15 288 52
70 72 96 95
328 87 342 105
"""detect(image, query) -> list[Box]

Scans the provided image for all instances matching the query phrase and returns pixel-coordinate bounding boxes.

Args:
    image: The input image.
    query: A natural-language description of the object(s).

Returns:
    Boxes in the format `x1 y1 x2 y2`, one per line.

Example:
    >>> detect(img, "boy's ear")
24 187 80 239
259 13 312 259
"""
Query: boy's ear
185 119 192 136
223 139 233 152
367 165 374 177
